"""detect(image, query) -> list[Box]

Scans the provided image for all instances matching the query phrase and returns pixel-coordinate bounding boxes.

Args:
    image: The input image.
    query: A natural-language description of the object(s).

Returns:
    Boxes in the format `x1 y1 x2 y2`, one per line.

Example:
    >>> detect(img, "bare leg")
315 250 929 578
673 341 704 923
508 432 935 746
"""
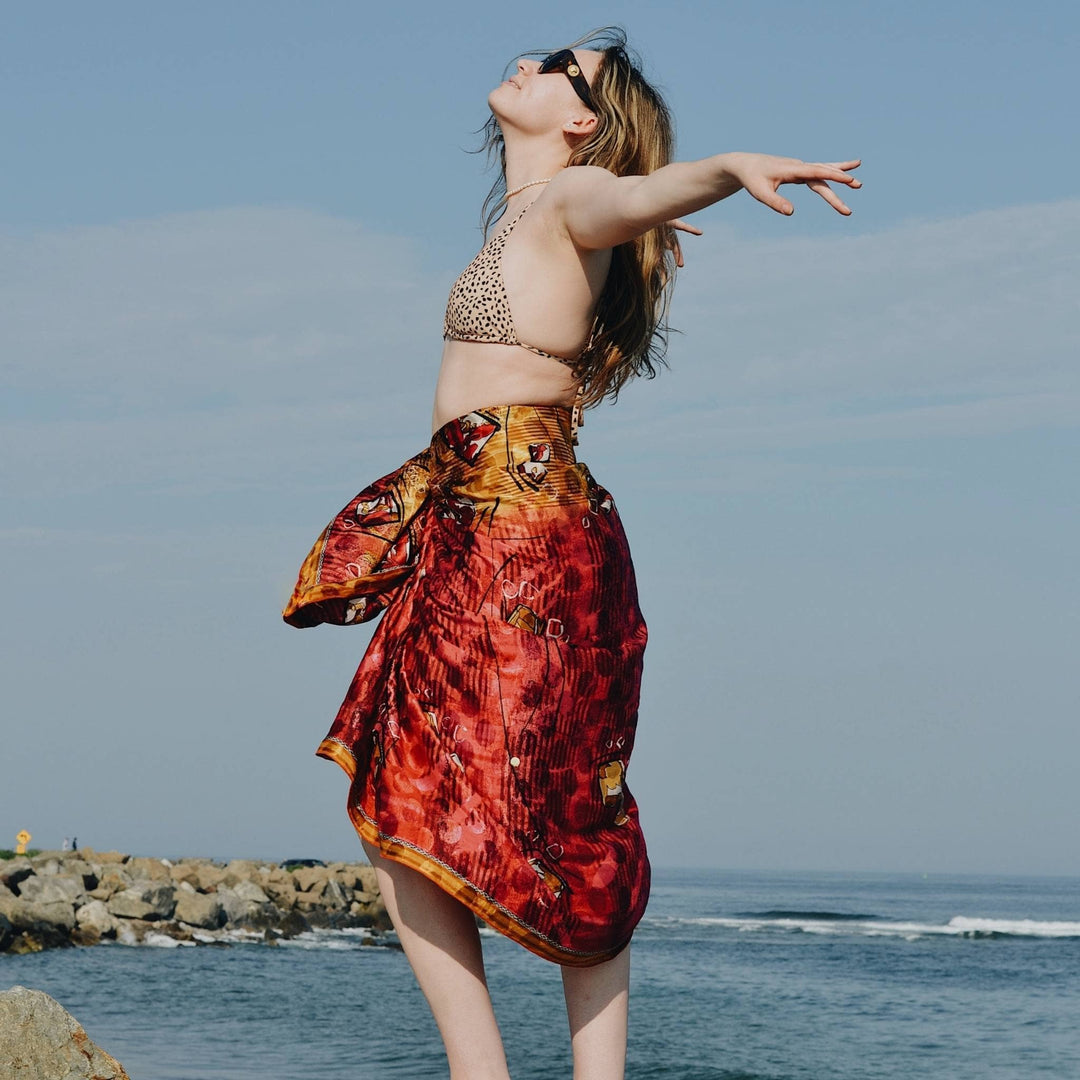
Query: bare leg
359 835 511 1080
561 942 632 1080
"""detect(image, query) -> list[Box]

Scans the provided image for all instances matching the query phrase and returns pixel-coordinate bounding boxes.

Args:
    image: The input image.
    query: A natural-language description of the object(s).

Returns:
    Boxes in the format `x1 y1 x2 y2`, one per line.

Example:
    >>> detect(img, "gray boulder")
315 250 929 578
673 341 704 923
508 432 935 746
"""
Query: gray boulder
174 890 226 929
169 862 202 889
88 868 133 902
0 896 76 933
231 880 271 904
61 857 97 879
0 985 131 1079
292 865 328 892
79 848 130 864
214 886 258 924
18 874 86 906
194 863 228 892
107 881 176 921
0 857 34 894
75 900 118 938
322 879 350 910
222 859 264 887
264 881 300 909
126 855 173 881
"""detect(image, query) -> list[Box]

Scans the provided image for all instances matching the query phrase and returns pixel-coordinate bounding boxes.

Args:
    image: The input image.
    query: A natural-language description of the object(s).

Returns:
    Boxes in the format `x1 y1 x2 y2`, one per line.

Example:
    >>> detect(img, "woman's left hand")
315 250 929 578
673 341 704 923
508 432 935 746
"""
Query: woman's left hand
724 153 863 216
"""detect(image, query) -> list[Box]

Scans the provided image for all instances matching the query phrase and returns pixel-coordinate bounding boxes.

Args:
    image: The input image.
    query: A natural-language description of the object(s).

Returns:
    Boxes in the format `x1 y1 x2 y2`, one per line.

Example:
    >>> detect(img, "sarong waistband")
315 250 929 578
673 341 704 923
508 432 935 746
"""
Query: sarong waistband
283 404 597 629
431 403 577 469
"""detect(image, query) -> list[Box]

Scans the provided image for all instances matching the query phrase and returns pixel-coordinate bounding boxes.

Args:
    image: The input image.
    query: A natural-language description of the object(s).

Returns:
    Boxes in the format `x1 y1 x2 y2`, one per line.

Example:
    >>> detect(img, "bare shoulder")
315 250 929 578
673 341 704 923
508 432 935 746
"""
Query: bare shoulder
548 165 620 204
507 168 605 245
545 166 648 252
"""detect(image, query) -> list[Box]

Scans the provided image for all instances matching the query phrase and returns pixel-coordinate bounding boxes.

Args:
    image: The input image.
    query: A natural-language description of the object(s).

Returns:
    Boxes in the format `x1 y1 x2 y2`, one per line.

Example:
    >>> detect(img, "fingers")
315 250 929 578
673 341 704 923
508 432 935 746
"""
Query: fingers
805 162 862 187
666 217 704 235
806 179 852 215
785 161 861 188
664 217 700 264
747 174 857 216
745 181 794 215
740 155 862 217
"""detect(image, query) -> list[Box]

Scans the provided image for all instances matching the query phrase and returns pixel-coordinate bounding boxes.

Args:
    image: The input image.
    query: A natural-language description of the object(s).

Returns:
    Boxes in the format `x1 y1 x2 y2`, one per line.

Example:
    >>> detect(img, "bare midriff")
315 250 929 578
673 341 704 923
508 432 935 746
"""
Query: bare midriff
431 191 611 435
431 340 581 434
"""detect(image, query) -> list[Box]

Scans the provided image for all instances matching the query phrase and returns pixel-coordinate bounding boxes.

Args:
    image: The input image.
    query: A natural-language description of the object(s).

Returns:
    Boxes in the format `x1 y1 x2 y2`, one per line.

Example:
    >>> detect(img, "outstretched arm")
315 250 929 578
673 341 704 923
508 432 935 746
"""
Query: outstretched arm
552 153 862 252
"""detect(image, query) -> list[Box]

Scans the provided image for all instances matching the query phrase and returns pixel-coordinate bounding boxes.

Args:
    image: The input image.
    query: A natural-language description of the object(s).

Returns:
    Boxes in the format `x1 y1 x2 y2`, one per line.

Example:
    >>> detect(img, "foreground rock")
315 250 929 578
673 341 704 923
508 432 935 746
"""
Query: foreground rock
0 850 390 955
0 985 130 1079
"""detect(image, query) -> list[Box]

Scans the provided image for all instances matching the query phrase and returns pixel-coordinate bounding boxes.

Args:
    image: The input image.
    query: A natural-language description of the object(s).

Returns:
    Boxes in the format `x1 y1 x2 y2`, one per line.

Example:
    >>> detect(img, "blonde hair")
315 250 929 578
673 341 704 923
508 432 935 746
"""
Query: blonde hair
471 25 681 409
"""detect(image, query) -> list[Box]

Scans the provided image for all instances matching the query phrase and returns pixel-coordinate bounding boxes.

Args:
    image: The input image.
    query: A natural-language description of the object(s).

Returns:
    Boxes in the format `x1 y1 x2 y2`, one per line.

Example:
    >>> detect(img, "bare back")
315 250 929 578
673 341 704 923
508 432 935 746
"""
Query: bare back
432 190 612 434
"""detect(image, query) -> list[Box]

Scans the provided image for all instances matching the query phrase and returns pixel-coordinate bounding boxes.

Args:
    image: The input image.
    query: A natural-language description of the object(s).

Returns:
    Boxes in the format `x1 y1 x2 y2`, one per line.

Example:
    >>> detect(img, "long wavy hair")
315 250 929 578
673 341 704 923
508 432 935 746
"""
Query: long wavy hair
470 25 680 409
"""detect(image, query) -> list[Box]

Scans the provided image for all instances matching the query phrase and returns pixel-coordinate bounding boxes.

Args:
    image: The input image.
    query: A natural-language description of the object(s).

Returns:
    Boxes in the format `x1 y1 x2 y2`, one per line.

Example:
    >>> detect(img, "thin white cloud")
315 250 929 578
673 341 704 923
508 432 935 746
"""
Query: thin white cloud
2 206 440 400
2 198 1077 500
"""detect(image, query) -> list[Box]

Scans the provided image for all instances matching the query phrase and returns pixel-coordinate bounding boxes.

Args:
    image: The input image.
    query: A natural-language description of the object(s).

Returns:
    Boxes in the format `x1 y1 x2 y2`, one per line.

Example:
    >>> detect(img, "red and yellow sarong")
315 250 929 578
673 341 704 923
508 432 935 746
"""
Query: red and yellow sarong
283 404 650 965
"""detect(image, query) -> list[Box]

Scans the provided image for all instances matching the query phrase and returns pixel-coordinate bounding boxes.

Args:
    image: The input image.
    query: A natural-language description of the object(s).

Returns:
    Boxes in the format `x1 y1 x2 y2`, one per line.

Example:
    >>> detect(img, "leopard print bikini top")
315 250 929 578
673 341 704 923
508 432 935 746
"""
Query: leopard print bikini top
443 199 599 366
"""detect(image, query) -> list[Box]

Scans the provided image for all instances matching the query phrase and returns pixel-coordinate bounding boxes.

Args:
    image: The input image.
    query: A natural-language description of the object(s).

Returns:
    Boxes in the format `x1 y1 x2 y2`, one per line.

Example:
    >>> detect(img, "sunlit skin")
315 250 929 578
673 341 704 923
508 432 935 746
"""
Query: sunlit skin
402 44 862 1080
431 47 861 434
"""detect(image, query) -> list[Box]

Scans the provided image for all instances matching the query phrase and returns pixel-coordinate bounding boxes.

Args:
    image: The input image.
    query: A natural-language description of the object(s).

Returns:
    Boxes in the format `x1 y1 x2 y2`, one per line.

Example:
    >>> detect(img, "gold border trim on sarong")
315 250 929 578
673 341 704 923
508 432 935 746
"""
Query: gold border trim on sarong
315 737 632 968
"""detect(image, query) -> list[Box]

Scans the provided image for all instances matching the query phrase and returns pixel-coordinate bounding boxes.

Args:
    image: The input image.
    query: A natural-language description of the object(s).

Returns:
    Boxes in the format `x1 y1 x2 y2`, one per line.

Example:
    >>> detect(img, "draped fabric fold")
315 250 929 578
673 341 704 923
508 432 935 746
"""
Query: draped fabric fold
282 446 435 628
283 404 650 966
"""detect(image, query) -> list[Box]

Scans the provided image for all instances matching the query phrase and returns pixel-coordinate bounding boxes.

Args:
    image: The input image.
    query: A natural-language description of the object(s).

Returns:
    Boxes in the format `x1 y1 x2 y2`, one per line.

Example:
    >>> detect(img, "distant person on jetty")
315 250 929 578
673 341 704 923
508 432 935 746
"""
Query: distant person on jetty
61 837 71 852
283 24 859 1079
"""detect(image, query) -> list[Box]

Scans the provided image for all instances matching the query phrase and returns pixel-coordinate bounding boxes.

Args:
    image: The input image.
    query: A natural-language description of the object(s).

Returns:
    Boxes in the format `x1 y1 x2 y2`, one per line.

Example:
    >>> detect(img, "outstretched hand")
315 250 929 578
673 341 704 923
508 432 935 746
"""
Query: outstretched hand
661 155 861 265
659 156 860 265
726 153 862 216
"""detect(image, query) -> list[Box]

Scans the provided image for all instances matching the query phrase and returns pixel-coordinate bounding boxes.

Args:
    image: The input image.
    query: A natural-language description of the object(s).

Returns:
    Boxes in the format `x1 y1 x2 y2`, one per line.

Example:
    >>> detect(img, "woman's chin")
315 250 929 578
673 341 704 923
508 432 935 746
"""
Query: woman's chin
487 91 514 122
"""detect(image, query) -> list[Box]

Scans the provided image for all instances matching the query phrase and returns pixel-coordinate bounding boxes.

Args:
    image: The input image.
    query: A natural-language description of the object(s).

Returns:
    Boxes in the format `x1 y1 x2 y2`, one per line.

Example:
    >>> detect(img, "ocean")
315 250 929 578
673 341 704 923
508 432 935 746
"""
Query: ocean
4 867 1079 1079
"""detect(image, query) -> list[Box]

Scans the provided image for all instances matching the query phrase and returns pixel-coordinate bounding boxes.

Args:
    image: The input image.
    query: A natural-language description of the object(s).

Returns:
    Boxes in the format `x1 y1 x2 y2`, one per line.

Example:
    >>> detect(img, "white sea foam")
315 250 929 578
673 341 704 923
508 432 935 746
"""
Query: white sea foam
217 927 265 942
643 914 1080 940
143 931 195 948
102 924 398 950
945 916 1080 938
276 926 388 950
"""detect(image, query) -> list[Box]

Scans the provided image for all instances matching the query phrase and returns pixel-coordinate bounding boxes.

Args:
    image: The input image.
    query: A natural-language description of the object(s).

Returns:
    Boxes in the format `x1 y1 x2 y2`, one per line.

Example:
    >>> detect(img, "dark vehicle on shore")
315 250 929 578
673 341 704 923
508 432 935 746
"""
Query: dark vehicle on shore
279 858 327 870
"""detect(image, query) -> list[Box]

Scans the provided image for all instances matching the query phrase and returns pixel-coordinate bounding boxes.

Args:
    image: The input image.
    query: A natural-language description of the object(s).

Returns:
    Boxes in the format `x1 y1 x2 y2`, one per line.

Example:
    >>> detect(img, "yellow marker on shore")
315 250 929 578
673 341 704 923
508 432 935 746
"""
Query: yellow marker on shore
15 829 31 854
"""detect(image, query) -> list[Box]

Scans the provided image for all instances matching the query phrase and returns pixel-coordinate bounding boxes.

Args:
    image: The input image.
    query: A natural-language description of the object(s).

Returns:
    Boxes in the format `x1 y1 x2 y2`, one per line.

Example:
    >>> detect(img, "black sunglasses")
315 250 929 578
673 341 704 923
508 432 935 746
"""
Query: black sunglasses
538 49 595 111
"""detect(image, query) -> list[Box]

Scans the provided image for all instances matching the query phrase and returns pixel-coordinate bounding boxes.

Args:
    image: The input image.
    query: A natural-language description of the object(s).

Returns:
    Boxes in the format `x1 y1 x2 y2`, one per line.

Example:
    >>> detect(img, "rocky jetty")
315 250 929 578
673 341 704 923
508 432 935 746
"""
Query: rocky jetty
0 985 130 1079
0 848 389 955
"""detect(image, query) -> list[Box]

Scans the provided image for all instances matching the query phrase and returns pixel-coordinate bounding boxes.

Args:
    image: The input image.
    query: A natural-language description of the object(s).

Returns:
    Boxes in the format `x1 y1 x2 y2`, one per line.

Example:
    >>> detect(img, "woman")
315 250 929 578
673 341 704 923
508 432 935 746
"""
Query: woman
284 25 860 1080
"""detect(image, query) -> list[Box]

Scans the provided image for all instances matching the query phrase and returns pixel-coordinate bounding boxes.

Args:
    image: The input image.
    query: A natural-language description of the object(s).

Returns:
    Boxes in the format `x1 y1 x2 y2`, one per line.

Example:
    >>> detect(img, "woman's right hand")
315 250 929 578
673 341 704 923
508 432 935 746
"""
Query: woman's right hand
665 217 704 267
723 153 862 216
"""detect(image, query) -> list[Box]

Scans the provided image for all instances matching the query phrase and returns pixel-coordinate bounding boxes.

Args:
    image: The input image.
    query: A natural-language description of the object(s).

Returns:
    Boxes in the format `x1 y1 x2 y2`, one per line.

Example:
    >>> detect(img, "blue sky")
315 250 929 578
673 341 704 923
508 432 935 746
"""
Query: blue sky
2 1 1077 875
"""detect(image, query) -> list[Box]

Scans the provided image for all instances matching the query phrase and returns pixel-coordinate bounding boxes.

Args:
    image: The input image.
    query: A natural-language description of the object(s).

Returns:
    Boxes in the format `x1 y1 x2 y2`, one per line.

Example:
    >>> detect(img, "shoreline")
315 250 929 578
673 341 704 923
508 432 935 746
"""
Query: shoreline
0 848 391 956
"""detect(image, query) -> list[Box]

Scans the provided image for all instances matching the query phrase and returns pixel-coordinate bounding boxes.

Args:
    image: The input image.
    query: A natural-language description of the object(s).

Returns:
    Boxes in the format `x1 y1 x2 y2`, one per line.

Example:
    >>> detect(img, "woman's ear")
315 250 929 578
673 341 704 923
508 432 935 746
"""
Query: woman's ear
564 112 598 139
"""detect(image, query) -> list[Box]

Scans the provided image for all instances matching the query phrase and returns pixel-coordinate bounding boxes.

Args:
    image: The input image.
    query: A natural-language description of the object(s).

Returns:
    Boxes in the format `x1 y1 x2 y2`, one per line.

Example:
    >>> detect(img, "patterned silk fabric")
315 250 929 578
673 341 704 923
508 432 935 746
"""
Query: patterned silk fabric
283 404 650 966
